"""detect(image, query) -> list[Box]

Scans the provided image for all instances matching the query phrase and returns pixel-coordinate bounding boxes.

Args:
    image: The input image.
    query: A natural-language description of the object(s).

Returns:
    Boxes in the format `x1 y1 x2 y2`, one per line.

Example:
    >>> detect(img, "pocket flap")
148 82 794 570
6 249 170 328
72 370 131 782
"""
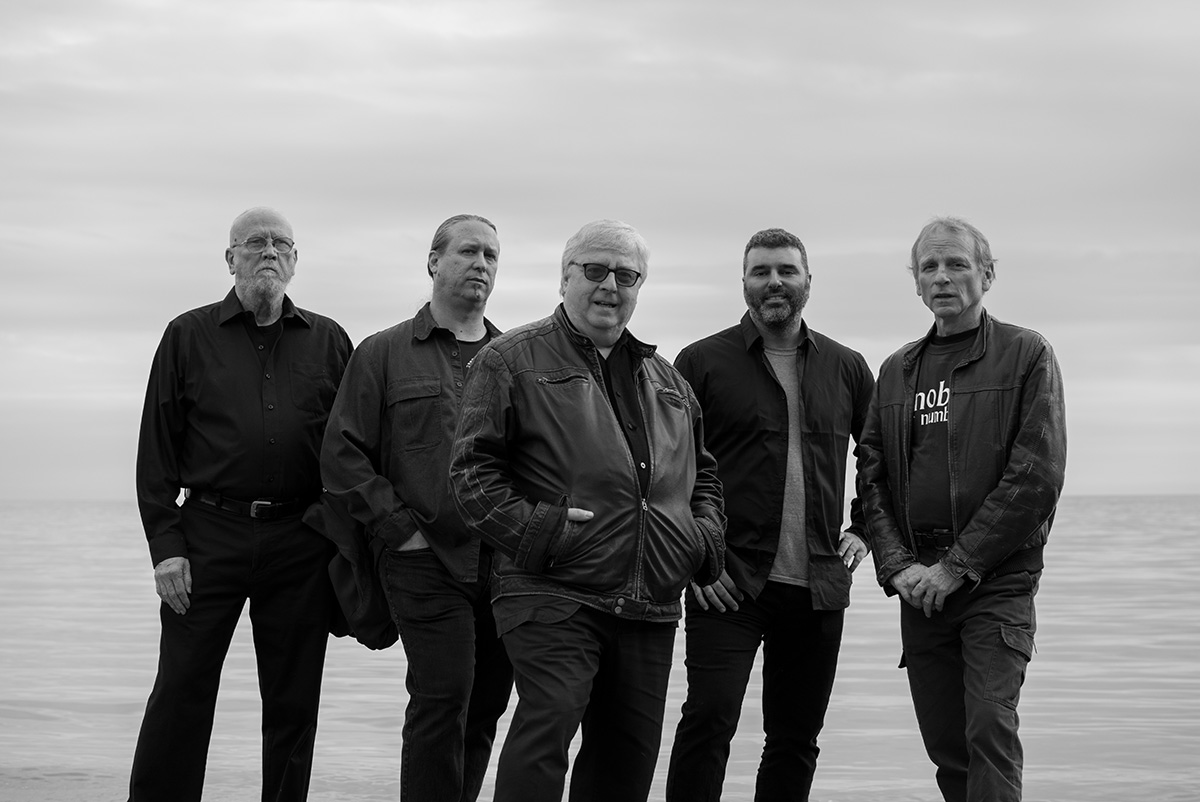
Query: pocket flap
999 623 1035 661
386 377 441 404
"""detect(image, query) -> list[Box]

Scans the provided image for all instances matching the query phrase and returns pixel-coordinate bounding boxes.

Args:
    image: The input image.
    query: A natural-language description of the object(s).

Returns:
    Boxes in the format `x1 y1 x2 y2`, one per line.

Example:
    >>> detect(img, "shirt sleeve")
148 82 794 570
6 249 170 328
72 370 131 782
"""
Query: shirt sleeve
135 322 188 566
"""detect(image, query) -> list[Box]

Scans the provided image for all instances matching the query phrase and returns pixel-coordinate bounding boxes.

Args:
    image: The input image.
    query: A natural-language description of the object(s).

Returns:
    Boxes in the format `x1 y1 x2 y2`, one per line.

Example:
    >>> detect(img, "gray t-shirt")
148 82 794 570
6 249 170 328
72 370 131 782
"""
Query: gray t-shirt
764 346 808 587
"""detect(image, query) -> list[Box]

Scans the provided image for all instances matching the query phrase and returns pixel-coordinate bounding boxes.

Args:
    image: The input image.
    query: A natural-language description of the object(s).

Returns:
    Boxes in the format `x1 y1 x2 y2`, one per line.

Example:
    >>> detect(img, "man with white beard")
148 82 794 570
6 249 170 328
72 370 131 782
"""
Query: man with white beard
130 207 352 801
666 227 874 802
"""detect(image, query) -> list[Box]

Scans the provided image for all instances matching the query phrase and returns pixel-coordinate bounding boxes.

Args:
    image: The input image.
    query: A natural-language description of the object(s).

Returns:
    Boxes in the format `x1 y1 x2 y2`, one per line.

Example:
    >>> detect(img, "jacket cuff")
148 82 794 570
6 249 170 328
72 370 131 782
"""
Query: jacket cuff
692 516 725 586
372 509 419 551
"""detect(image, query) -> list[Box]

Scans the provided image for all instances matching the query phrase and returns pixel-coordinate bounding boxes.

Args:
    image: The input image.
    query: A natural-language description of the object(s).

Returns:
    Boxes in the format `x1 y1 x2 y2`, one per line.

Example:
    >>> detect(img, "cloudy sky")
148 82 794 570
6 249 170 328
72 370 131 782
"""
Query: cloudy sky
1 0 1196 499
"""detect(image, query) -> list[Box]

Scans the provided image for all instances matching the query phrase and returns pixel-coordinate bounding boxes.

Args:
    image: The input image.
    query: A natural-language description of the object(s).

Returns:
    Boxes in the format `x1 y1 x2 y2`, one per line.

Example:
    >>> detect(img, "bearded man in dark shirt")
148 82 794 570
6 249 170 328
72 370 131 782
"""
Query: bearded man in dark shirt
666 227 874 801
129 207 352 802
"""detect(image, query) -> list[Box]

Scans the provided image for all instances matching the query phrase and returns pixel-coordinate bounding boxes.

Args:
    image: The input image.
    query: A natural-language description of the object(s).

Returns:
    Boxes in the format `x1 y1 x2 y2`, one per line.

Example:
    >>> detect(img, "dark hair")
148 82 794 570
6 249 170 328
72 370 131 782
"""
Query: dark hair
742 228 808 272
428 214 497 276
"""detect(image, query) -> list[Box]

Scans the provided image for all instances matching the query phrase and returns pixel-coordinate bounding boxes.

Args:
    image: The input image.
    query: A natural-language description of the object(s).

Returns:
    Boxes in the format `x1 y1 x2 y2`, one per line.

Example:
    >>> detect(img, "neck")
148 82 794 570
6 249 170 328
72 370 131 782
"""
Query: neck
934 308 984 337
751 314 803 350
430 296 487 340
236 285 285 326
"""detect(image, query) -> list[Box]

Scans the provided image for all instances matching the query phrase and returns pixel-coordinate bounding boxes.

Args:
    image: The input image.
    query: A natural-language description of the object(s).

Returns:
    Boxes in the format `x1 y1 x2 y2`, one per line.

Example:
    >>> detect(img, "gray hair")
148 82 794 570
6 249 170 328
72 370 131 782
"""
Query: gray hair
909 217 996 276
560 219 649 278
429 214 497 276
742 228 808 273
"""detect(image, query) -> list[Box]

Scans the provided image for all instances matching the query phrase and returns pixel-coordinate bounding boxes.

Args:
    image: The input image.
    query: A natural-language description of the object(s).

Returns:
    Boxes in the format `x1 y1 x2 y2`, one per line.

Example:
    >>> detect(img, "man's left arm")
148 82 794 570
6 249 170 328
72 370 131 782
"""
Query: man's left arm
941 338 1067 584
685 382 726 586
838 353 876 571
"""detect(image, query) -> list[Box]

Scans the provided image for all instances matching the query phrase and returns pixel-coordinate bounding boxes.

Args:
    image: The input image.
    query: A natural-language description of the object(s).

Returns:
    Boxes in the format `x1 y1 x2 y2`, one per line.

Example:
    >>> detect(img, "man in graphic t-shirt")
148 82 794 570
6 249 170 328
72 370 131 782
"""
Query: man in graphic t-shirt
666 228 875 801
858 217 1067 802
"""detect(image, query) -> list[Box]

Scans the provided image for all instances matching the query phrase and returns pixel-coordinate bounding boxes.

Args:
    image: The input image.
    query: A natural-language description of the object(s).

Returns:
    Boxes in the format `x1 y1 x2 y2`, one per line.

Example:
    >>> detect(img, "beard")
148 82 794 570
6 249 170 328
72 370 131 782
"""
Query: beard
239 271 290 321
745 279 810 331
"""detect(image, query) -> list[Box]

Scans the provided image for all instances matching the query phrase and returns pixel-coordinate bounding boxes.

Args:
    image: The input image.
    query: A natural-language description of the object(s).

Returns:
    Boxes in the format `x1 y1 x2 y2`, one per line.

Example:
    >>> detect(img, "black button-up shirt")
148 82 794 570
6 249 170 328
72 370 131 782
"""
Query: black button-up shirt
674 313 874 609
136 288 353 565
319 303 501 582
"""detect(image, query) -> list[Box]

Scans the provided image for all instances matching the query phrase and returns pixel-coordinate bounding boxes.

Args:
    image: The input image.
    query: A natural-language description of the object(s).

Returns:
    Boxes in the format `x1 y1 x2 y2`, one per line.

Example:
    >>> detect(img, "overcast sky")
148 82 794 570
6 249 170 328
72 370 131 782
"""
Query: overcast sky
1 0 1196 499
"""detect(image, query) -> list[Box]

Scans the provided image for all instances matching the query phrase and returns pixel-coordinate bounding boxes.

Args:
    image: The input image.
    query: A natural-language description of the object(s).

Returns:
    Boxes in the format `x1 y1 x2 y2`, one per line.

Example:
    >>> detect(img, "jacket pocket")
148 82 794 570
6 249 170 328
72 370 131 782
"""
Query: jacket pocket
386 377 443 452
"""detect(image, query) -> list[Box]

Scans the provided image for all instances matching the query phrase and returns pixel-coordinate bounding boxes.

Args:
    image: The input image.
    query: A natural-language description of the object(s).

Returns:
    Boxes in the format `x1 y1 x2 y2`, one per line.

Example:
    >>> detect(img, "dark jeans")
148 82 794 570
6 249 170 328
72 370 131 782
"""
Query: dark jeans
666 582 845 802
493 606 676 802
129 501 333 802
900 569 1039 802
382 547 512 802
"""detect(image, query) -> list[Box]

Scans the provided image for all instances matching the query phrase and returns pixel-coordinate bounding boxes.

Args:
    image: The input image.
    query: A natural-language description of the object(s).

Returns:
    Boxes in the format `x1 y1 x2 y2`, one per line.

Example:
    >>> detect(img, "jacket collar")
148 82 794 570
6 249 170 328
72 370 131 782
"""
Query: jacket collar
901 307 992 372
412 301 501 342
217 287 308 328
554 303 657 361
737 310 817 355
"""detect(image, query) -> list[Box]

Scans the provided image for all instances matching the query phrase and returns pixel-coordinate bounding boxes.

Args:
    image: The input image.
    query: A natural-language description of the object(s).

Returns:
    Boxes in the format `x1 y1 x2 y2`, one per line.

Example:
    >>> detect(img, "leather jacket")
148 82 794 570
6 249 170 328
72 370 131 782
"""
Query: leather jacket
858 310 1066 590
451 305 726 622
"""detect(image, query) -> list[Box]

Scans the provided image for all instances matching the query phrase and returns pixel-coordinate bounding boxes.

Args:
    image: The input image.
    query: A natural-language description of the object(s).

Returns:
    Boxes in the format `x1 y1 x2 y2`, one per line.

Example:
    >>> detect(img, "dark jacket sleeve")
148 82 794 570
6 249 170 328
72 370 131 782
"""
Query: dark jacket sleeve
846 351 875 542
319 335 421 551
450 345 571 571
857 354 914 593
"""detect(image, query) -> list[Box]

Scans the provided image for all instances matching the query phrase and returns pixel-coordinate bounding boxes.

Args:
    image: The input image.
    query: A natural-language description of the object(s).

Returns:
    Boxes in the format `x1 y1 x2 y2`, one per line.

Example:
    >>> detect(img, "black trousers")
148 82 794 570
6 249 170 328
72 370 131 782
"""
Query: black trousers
129 500 333 802
493 606 676 802
666 582 845 802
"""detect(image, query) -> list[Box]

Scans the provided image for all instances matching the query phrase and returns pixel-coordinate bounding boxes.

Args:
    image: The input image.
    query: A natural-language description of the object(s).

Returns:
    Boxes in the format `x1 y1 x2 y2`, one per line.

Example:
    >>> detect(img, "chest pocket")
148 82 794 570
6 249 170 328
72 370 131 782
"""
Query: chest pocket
386 377 443 452
290 362 336 414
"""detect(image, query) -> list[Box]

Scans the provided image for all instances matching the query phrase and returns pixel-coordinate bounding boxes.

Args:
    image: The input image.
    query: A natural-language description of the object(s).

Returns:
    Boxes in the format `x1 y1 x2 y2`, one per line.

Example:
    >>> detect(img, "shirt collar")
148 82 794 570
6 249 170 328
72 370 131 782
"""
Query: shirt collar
554 303 657 360
737 310 816 354
413 302 501 342
218 287 308 328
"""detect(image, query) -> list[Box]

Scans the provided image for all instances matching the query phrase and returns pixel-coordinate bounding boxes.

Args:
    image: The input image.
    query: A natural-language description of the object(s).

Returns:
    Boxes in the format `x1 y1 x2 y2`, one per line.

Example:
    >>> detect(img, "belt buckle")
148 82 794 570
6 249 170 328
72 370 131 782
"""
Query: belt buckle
250 500 273 519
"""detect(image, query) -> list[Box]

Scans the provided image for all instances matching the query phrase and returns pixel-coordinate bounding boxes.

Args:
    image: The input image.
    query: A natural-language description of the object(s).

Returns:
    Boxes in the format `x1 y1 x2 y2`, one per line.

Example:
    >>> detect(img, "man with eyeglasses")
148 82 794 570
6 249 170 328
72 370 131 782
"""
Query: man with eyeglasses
130 207 352 801
665 228 874 801
317 214 513 801
451 219 726 802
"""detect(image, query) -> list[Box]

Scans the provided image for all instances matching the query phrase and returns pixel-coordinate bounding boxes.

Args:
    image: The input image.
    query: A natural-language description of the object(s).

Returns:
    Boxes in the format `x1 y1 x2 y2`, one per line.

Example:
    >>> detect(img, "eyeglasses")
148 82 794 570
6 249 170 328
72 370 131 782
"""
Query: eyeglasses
570 262 642 288
232 236 295 254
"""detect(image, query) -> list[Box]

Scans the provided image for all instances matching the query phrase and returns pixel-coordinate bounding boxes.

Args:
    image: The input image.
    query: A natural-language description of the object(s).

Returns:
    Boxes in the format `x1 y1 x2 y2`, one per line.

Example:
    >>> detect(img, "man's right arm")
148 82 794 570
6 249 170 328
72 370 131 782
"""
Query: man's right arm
450 346 572 571
856 364 918 596
319 339 421 551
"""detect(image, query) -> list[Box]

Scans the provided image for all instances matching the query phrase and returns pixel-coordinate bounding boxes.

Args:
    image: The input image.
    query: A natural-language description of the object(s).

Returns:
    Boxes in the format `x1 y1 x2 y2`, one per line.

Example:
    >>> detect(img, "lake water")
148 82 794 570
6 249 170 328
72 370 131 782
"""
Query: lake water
1 495 1198 801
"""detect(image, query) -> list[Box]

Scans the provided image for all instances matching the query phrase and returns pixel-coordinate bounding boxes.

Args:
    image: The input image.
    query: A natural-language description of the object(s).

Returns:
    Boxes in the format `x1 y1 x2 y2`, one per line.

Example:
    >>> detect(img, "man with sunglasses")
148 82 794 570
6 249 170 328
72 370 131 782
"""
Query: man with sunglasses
130 207 352 801
451 219 726 802
665 227 874 801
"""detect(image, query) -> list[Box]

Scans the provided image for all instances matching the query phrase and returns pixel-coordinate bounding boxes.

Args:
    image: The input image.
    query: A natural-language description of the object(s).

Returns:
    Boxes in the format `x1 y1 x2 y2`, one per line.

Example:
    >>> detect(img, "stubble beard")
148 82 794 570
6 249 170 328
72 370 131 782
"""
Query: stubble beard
747 283 809 332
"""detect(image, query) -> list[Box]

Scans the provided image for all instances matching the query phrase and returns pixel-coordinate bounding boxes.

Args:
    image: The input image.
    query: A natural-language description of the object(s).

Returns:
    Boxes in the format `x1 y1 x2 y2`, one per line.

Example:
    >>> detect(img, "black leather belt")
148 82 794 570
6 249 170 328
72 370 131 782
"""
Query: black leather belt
913 529 956 549
186 489 310 520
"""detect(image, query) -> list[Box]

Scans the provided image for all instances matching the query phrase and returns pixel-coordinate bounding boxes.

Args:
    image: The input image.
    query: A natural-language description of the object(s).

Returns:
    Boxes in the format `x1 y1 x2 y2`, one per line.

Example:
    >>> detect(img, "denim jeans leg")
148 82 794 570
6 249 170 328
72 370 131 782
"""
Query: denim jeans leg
384 548 508 802
666 590 767 802
757 585 844 802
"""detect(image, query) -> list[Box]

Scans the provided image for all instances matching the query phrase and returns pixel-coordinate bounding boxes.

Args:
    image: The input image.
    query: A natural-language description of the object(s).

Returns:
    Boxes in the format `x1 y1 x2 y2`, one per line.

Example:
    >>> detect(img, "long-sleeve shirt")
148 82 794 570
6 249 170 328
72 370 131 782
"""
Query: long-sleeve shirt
136 288 353 565
318 303 501 582
674 313 875 610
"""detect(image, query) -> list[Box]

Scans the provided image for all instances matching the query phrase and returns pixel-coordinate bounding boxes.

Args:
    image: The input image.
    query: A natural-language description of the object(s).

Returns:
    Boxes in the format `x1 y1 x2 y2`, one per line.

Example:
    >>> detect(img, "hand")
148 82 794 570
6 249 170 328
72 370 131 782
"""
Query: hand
910 563 965 618
566 508 594 522
837 531 868 572
889 564 925 608
154 556 192 615
691 569 742 613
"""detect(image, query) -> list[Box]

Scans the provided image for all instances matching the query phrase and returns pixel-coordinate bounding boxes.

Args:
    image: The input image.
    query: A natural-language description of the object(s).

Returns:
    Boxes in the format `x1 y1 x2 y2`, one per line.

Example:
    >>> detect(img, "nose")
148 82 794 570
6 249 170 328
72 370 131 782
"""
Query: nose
766 269 783 288
261 239 279 259
597 269 619 291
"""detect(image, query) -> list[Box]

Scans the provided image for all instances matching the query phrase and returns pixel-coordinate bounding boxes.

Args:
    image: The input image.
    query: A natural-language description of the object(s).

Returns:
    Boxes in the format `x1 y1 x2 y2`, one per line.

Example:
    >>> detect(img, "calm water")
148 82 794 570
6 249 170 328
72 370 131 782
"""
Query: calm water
1 496 1198 801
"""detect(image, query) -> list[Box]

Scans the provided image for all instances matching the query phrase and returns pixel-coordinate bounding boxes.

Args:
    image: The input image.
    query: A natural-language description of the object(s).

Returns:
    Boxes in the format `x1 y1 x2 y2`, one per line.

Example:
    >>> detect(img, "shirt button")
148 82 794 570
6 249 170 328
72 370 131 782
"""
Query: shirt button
265 373 271 379
452 351 459 357
269 439 276 445
627 423 636 430
266 476 274 483
267 404 275 410
257 345 264 351
640 462 647 469
456 381 463 387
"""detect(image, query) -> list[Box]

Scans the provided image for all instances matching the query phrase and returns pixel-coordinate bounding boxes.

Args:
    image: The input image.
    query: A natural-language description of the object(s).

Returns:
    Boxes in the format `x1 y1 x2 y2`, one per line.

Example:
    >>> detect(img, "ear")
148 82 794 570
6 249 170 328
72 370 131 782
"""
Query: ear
226 248 235 274
427 251 439 277
982 266 995 292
